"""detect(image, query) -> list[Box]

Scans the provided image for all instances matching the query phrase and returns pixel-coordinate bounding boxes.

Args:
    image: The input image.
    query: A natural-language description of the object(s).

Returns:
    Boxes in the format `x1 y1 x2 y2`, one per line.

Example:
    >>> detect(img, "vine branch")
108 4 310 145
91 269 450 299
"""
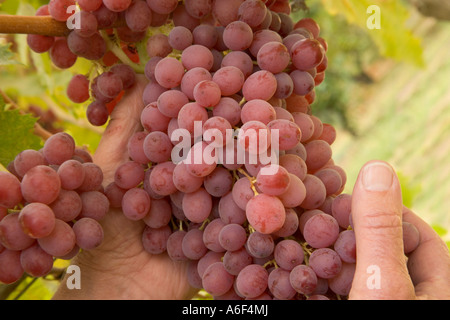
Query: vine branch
0 15 70 37
0 15 126 37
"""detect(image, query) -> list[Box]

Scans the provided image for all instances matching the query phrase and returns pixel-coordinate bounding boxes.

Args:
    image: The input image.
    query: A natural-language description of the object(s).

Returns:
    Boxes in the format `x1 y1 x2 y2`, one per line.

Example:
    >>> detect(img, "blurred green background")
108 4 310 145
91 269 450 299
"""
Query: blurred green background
0 0 449 299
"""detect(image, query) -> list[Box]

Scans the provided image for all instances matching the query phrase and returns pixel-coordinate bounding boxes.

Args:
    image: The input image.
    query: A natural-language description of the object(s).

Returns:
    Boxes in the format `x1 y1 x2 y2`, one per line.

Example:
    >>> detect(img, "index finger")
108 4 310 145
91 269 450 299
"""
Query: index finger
402 206 450 298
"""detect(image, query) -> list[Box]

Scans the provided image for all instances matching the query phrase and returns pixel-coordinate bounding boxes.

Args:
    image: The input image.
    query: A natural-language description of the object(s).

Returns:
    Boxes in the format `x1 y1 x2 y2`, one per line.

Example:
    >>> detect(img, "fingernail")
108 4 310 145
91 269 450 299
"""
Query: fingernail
362 162 394 191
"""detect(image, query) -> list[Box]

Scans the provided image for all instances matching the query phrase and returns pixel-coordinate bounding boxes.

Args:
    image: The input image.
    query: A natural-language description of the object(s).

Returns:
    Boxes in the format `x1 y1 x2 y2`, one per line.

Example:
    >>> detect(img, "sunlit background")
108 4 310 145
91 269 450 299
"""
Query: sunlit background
0 0 449 299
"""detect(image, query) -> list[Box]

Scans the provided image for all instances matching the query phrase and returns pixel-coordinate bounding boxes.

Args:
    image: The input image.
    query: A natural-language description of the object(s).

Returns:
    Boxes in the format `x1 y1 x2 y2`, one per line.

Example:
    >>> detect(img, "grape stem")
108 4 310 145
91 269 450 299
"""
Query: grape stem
100 30 145 74
237 168 259 195
300 242 313 265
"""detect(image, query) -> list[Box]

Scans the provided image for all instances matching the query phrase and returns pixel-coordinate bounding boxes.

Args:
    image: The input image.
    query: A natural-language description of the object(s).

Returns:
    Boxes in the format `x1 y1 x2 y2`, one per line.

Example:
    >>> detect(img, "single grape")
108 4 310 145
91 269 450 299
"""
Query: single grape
202 262 235 297
0 212 35 251
268 267 296 300
181 228 208 260
21 165 61 205
18 203 55 239
302 213 340 249
20 243 54 277
274 239 304 271
43 132 76 165
246 231 274 259
218 224 247 252
38 219 76 257
309 248 342 279
0 171 23 208
122 188 151 221
182 188 212 223
289 264 317 295
246 194 285 234
72 218 104 250
235 264 268 299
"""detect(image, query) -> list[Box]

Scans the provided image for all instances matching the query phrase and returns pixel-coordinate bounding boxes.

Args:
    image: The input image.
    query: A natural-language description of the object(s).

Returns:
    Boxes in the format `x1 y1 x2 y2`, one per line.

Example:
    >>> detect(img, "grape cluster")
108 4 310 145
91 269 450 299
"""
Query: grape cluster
2 0 422 300
0 133 106 284
101 0 355 299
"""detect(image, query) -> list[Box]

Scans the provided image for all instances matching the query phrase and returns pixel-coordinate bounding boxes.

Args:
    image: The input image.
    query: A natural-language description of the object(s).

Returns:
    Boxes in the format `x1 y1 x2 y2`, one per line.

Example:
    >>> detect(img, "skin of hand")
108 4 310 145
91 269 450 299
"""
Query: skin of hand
53 75 450 300
53 75 198 300
349 160 450 300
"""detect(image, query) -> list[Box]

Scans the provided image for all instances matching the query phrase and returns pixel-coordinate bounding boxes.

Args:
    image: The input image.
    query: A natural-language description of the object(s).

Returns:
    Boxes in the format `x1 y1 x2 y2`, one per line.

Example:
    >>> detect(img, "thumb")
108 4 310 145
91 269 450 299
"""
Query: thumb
349 160 415 300
93 74 148 185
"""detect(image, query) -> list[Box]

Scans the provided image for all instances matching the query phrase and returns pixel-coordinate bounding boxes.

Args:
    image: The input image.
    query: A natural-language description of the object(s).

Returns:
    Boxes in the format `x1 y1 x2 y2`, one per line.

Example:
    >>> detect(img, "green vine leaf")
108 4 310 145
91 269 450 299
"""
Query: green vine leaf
320 0 424 67
0 43 21 66
0 98 43 167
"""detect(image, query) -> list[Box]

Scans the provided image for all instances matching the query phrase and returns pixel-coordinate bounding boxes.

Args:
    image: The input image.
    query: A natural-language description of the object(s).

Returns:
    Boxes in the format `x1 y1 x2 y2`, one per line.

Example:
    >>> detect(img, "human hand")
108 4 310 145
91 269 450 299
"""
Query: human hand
349 160 450 300
53 75 197 300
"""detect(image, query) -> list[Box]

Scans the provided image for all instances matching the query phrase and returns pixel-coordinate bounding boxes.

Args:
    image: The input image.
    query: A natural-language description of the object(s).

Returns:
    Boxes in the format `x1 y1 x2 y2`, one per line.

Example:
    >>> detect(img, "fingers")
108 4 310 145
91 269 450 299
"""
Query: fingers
402 207 450 299
349 160 415 300
93 74 148 185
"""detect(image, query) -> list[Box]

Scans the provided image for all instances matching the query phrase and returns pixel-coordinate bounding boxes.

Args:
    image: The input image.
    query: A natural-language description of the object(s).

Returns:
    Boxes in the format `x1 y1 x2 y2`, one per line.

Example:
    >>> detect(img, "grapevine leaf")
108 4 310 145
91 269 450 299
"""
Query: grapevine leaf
0 100 43 167
0 43 20 66
320 0 424 66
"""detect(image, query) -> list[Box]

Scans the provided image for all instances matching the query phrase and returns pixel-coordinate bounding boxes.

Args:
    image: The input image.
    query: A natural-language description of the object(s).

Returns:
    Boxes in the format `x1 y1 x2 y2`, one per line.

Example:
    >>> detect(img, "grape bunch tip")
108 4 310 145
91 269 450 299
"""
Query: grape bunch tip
0 0 421 300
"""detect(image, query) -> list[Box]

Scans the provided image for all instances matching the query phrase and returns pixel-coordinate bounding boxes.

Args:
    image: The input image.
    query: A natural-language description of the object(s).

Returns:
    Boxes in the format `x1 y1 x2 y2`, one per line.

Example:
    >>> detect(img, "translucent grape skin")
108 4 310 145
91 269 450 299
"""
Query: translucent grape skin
274 239 304 271
222 21 253 51
67 31 106 61
173 161 205 194
79 191 110 221
0 171 23 208
309 248 342 279
21 165 61 205
218 224 247 252
235 264 268 299
103 0 132 12
0 212 35 251
182 188 212 223
0 249 24 284
302 213 340 249
182 228 208 260
50 38 77 69
67 74 90 104
27 34 54 54
334 229 356 263
257 41 290 74
290 38 325 71
50 189 82 222
20 243 54 277
18 203 55 239
122 188 151 221
48 0 75 22
255 164 290 196
202 262 235 297
141 225 172 254
114 161 145 190
72 218 104 250
268 267 296 300
43 132 75 165
155 57 185 89
222 247 253 276
38 219 76 258
242 70 278 101
246 194 286 234
289 264 317 295
57 159 85 191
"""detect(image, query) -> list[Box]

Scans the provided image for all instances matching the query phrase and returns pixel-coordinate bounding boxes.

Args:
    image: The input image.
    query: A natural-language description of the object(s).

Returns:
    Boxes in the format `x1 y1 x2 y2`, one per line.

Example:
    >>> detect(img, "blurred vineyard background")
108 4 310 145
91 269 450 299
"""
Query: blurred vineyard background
0 0 449 299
